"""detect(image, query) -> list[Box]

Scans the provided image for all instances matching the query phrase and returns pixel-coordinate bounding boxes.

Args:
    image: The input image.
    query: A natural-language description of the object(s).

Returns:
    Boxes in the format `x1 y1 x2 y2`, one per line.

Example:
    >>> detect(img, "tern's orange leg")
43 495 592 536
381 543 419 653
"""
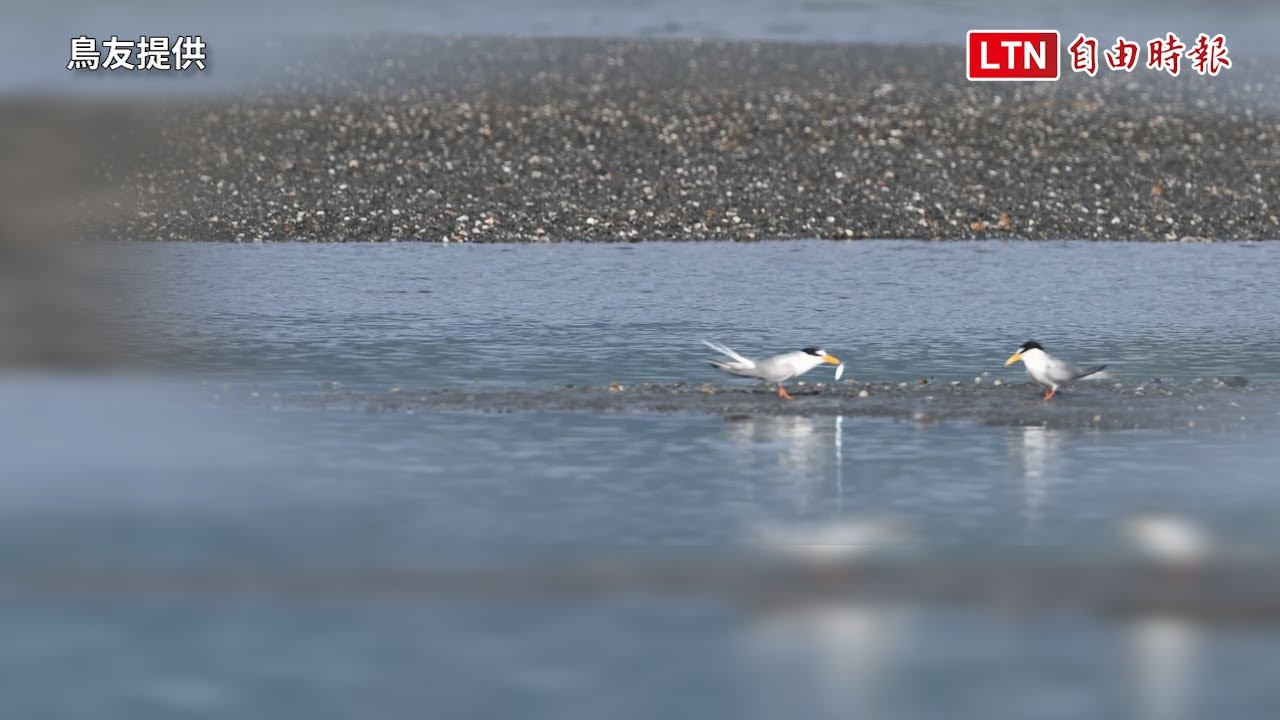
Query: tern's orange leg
777 385 794 400
1043 388 1057 400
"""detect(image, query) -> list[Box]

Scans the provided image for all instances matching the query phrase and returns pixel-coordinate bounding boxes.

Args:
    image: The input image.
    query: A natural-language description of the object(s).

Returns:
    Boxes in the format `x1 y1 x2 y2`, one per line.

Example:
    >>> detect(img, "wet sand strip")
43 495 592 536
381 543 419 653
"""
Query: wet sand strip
247 377 1274 431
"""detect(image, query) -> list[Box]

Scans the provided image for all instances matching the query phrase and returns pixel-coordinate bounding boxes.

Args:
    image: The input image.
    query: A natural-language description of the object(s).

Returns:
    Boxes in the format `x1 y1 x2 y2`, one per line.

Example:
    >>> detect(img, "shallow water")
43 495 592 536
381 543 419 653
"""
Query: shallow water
134 240 1280 389
4 241 1280 719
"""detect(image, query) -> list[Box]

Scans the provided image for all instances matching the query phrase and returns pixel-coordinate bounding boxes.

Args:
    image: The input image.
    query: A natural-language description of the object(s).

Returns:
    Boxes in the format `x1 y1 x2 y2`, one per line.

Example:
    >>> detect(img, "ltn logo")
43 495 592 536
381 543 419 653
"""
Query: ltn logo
967 30 1061 81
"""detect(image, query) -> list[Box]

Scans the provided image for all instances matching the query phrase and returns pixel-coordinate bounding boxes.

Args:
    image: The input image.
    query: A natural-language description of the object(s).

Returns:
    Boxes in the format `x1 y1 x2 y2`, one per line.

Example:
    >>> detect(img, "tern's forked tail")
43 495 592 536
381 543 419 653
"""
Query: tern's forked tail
701 340 753 366
702 340 757 375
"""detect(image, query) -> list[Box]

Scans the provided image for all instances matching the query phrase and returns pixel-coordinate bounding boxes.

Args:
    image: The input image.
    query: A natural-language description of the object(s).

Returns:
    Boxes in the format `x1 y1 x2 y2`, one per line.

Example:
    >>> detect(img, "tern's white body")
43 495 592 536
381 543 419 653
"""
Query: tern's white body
710 349 825 383
1017 347 1104 392
702 341 840 387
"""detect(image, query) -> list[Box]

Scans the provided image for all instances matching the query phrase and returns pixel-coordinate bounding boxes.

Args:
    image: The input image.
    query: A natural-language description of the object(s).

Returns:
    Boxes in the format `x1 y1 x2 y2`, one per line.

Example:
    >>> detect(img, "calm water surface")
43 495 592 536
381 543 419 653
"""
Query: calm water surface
3 241 1279 719
137 241 1280 388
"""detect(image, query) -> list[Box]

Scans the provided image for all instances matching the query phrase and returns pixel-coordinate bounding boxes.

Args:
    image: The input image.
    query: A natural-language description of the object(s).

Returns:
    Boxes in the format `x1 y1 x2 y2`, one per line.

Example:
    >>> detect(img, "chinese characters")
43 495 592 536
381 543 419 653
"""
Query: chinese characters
67 35 207 71
1068 32 1228 78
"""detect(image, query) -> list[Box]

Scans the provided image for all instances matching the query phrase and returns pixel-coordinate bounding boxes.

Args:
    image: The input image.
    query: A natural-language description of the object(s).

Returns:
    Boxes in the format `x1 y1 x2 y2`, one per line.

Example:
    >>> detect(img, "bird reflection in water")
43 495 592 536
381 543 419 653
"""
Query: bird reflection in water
723 414 832 519
1007 425 1066 535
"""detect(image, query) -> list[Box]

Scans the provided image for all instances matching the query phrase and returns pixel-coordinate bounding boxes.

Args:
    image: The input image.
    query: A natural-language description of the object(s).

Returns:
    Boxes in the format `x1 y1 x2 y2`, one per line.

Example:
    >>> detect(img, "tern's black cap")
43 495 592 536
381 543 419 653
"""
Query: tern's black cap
1019 340 1044 351
802 347 826 356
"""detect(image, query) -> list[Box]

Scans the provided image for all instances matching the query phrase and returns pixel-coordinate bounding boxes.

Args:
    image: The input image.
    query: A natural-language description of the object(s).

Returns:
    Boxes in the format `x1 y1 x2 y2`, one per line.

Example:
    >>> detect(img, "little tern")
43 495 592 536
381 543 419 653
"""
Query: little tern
1004 340 1107 400
703 341 842 399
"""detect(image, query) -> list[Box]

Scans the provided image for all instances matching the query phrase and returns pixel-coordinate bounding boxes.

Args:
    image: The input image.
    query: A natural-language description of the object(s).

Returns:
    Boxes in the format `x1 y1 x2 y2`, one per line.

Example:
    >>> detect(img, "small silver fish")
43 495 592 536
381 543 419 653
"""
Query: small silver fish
834 363 845 381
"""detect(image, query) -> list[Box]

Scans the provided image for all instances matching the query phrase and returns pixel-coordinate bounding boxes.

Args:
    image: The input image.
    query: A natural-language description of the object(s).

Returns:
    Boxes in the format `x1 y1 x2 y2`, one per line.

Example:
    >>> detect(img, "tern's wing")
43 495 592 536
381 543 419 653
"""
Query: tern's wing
701 340 755 367
1074 364 1109 380
753 352 810 382
1044 356 1083 383
1048 356 1107 383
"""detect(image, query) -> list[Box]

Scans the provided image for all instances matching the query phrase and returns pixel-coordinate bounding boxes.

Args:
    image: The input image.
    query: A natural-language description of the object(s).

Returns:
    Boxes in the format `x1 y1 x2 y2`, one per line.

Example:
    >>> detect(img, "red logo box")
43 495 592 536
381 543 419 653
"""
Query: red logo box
967 30 1061 81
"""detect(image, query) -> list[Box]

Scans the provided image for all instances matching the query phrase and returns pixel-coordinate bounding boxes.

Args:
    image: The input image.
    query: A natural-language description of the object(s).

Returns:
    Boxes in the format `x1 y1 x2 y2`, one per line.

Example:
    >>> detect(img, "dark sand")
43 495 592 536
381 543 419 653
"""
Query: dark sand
94 37 1280 242
244 376 1273 431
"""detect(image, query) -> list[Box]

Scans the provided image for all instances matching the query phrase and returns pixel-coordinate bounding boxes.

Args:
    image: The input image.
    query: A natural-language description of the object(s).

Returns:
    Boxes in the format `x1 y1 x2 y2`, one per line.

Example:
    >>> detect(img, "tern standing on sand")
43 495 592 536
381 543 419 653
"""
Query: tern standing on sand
703 341 843 399
1004 340 1108 400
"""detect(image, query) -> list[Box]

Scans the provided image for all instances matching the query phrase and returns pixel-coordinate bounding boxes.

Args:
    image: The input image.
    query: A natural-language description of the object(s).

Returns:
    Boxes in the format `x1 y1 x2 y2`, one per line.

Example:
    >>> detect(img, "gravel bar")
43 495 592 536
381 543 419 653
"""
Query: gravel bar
245 377 1277 431
97 36 1280 242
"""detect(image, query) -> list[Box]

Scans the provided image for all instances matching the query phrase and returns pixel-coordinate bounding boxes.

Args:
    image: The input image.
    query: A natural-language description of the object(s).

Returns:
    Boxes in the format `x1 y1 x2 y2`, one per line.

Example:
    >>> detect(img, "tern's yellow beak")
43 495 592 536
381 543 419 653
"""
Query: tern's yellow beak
1004 352 1023 366
823 355 842 365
